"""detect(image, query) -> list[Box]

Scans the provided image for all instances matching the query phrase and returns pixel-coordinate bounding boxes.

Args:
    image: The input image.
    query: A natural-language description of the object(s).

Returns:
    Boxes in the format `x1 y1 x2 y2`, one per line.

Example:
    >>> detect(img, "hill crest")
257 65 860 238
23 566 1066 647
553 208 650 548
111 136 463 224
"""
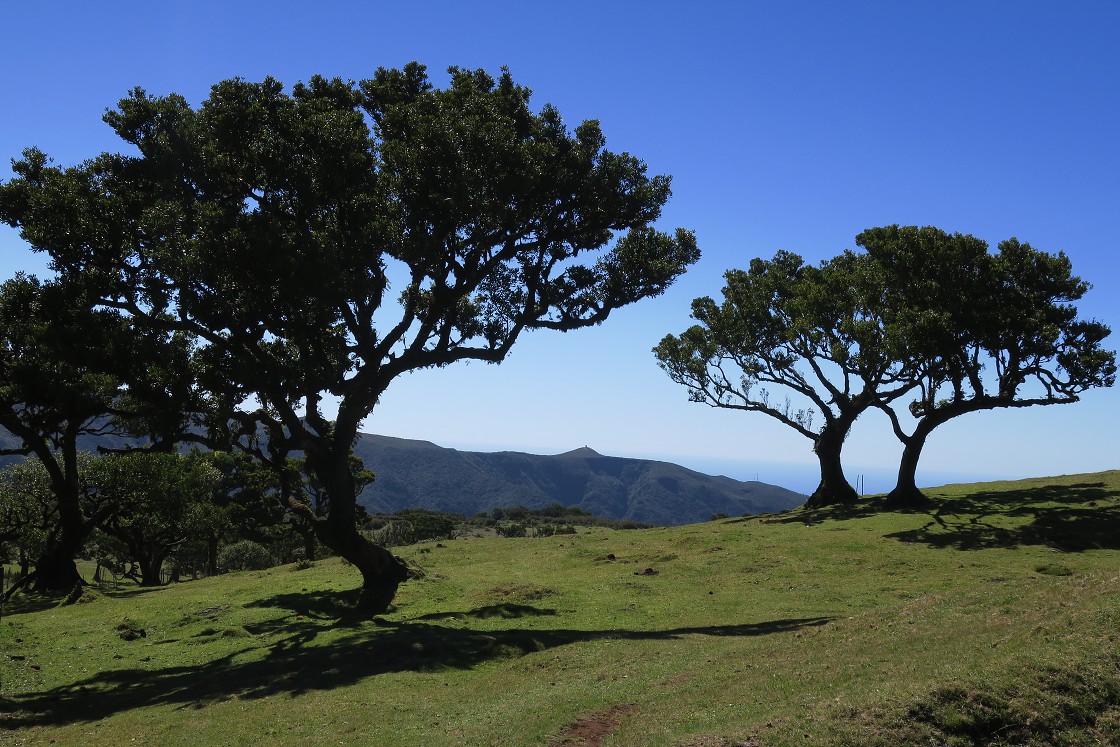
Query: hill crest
352 433 805 524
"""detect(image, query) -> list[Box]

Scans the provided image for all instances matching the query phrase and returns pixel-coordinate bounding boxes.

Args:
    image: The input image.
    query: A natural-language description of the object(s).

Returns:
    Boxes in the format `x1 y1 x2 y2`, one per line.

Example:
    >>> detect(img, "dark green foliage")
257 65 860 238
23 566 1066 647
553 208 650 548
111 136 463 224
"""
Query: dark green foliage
0 277 131 592
388 509 458 543
655 249 914 508
860 226 1116 506
92 451 222 586
366 508 461 547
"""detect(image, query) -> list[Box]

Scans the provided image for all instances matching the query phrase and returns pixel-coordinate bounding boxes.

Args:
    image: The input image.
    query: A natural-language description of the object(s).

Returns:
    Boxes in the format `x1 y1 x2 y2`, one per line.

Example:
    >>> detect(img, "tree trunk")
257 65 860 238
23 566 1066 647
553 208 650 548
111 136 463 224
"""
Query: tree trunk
803 426 859 509
207 536 219 577
311 449 409 614
30 548 84 593
31 519 87 593
319 521 409 613
137 554 165 587
303 528 317 562
884 432 933 509
31 448 91 594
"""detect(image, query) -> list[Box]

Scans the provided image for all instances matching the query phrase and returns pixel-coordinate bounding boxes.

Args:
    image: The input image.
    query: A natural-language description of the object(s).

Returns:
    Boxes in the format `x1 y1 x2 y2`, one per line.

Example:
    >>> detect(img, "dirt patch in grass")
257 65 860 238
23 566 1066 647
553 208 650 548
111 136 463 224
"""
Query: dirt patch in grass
678 737 760 747
474 583 557 606
552 703 637 746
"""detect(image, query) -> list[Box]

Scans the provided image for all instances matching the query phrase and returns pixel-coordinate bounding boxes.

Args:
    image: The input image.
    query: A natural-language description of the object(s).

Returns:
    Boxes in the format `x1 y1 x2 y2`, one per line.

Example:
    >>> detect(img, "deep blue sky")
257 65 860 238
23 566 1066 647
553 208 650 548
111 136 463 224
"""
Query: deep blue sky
2 2 1117 493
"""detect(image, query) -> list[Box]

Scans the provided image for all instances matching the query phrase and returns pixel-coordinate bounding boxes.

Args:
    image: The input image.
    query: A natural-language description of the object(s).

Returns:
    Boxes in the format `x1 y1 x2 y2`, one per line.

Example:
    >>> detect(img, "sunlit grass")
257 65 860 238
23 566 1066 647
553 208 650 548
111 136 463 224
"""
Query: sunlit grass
3 470 1119 745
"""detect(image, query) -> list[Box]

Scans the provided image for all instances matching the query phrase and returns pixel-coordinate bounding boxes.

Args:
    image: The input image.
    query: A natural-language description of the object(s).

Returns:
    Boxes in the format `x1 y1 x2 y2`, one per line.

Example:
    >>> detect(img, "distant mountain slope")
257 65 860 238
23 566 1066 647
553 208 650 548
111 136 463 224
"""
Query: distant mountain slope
351 434 805 525
0 426 806 525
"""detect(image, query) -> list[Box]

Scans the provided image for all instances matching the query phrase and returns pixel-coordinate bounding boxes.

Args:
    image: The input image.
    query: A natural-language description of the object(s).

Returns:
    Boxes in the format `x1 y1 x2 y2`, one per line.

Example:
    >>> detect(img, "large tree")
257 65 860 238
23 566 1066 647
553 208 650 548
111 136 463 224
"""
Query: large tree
859 226 1116 507
0 64 698 611
654 249 918 508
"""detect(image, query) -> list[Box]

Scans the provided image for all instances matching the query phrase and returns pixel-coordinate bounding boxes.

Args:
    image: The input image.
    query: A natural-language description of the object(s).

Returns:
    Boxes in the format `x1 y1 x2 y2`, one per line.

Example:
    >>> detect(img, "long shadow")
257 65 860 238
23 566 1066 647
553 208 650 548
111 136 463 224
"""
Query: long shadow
745 495 908 526
1 593 59 617
731 480 1120 553
885 482 1120 552
410 603 559 620
1 613 832 729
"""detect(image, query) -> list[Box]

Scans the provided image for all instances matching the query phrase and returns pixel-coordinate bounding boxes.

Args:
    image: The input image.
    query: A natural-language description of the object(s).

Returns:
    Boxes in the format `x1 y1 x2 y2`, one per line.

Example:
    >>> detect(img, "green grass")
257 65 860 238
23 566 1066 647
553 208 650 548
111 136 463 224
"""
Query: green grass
3 471 1119 746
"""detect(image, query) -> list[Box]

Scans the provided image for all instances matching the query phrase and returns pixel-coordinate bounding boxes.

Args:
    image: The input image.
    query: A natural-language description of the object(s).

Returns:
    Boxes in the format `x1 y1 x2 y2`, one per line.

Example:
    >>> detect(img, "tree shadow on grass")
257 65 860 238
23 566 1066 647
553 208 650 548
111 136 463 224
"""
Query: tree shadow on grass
0 610 832 729
0 593 59 617
885 482 1120 552
734 480 1120 553
737 493 932 527
410 603 559 621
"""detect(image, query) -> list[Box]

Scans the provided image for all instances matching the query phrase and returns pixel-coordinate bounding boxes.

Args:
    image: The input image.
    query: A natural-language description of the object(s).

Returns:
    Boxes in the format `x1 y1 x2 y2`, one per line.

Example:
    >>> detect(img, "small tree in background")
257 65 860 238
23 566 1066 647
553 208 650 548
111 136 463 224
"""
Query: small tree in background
0 458 64 584
92 451 222 586
200 451 286 575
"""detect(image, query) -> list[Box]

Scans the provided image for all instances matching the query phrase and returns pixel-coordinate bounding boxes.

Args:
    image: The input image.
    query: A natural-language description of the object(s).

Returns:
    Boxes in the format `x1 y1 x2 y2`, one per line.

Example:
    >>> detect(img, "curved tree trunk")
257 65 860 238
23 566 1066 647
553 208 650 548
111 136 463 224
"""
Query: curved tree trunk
804 425 859 509
884 434 933 509
884 416 947 509
318 521 409 613
309 448 409 614
30 442 93 594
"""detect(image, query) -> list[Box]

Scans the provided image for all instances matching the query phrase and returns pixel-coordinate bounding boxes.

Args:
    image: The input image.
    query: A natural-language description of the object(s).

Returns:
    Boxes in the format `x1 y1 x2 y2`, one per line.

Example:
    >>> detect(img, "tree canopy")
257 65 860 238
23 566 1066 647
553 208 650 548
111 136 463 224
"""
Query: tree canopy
0 63 698 610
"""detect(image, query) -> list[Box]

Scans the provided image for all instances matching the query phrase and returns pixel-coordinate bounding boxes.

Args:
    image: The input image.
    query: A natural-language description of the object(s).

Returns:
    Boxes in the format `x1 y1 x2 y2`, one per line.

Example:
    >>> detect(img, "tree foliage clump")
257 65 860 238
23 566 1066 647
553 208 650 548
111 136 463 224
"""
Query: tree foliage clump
0 63 697 611
217 540 275 572
91 451 223 586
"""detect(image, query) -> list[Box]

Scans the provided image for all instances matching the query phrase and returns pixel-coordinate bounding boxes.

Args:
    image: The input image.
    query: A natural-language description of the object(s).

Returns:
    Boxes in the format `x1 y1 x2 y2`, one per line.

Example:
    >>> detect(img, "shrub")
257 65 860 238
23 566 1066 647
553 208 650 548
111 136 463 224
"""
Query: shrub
497 522 527 538
217 540 274 572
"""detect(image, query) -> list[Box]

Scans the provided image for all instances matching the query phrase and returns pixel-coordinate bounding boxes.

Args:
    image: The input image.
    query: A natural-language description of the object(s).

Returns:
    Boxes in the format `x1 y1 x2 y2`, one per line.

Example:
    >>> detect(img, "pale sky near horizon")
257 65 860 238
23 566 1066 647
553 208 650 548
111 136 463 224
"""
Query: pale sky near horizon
1 1 1117 495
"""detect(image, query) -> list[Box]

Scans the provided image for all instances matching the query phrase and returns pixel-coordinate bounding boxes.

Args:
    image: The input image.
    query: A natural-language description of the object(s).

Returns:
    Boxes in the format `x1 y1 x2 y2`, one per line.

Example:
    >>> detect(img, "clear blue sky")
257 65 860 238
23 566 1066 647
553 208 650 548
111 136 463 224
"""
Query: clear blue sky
2 1 1117 494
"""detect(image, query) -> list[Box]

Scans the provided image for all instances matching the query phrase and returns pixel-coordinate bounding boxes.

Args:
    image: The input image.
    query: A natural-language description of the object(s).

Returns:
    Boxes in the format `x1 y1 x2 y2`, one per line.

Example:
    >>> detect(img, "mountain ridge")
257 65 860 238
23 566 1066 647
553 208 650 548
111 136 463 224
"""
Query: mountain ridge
350 433 806 525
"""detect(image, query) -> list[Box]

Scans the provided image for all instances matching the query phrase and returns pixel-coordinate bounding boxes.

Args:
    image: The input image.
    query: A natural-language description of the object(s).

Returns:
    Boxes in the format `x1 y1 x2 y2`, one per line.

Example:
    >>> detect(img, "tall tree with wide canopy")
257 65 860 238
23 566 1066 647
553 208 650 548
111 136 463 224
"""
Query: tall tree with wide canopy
0 63 698 611
860 226 1116 507
654 249 918 508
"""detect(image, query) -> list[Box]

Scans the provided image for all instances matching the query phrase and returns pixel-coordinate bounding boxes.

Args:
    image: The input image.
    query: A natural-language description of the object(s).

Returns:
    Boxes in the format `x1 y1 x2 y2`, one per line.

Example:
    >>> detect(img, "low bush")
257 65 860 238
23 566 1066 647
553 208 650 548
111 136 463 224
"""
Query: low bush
217 540 274 572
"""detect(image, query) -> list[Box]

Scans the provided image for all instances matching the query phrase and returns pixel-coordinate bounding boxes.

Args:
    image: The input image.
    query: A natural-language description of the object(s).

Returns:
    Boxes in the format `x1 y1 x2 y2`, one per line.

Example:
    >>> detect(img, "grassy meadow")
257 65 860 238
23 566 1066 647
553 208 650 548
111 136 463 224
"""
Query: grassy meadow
2 471 1119 746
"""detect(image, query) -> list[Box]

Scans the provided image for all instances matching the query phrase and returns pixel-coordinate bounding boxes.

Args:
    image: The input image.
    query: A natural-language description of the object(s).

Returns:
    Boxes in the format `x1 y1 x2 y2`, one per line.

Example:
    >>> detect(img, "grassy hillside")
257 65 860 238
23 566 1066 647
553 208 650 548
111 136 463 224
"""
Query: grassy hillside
3 471 1119 746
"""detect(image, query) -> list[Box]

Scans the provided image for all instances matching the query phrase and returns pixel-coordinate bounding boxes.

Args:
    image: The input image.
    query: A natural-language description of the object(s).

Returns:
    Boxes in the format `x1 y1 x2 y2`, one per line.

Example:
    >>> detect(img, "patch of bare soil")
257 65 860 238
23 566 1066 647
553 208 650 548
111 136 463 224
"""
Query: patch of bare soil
551 703 637 746
677 737 761 747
